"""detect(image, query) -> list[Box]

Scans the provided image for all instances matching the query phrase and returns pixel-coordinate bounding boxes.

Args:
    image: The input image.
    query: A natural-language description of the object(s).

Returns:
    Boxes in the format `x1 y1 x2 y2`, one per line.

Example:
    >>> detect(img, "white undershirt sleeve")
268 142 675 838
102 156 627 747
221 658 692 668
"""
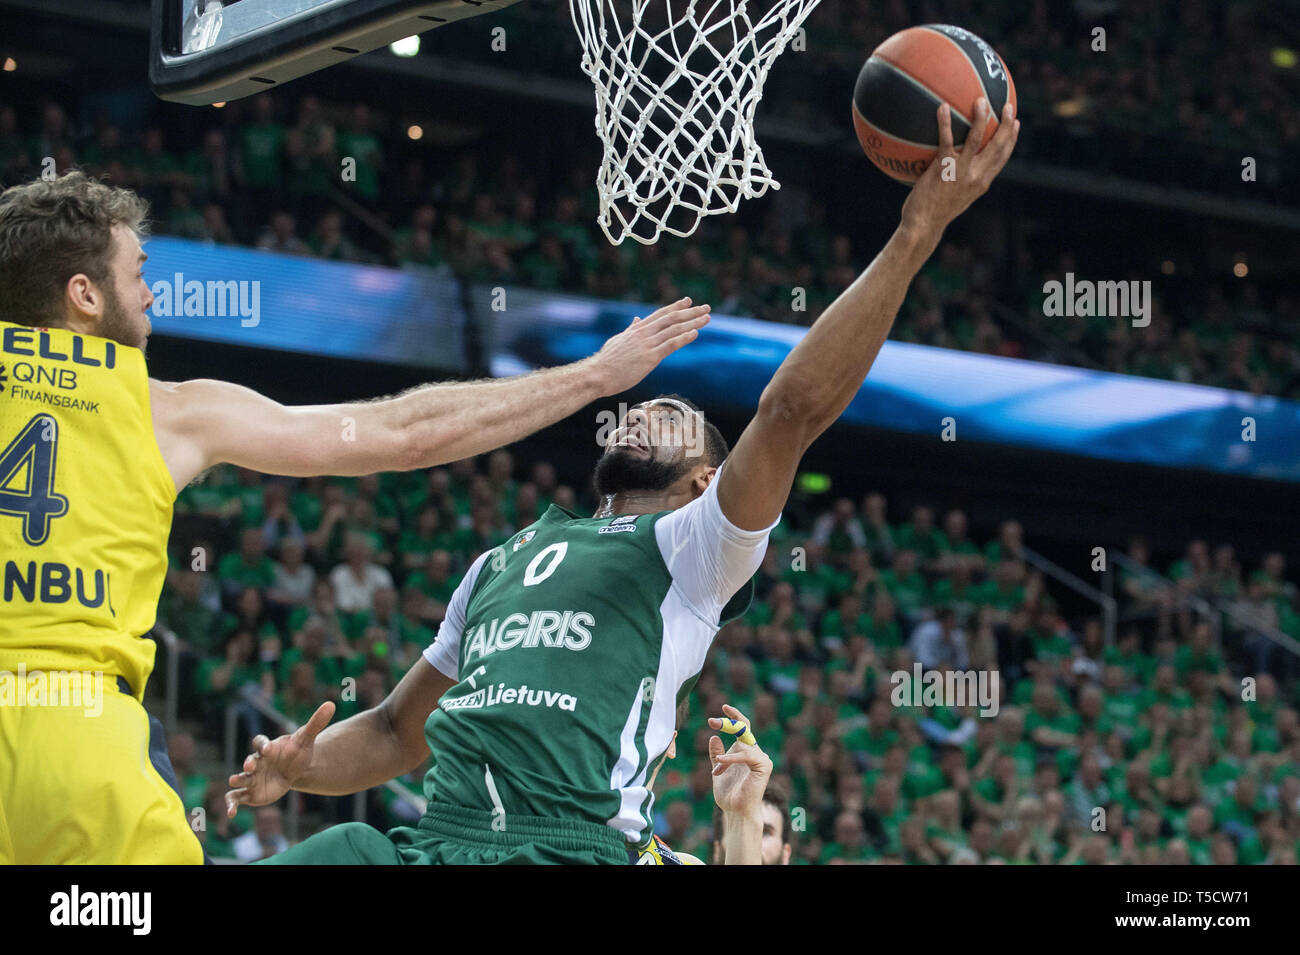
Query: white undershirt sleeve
422 550 492 680
653 460 779 624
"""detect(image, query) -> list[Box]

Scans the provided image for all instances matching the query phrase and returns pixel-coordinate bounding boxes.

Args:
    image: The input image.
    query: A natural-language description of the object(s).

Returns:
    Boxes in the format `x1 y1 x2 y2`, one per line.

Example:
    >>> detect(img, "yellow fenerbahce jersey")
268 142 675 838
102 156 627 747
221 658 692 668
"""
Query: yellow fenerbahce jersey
0 321 174 700
631 834 705 864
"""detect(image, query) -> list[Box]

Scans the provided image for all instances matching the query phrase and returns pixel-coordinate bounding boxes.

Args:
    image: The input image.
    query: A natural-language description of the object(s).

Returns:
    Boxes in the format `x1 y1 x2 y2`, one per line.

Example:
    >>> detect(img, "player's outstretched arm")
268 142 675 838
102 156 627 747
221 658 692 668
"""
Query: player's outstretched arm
225 657 453 813
710 704 773 865
153 298 709 489
716 100 1019 532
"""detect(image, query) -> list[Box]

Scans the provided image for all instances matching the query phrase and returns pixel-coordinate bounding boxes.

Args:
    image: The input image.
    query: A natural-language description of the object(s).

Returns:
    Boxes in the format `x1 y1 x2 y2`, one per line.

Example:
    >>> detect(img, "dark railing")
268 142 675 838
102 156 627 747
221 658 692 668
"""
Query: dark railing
1109 551 1300 661
1021 545 1117 646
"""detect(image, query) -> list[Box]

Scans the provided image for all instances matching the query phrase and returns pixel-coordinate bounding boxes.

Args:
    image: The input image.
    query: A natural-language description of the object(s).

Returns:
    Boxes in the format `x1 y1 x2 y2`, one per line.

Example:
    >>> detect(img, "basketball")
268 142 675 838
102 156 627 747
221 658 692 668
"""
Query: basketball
852 24 1017 183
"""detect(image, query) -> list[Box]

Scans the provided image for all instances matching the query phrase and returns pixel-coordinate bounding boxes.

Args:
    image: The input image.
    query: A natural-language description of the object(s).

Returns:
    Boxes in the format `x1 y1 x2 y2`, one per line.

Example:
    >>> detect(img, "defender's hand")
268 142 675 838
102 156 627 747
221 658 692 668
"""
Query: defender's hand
225 701 334 816
901 98 1019 239
588 297 710 396
708 703 773 818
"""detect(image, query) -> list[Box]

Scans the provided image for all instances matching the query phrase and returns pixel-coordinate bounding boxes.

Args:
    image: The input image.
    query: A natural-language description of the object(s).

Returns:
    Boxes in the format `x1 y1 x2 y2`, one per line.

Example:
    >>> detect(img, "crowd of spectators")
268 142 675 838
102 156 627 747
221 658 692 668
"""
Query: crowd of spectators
437 0 1300 190
897 244 1300 396
153 452 1300 863
3 86 1297 397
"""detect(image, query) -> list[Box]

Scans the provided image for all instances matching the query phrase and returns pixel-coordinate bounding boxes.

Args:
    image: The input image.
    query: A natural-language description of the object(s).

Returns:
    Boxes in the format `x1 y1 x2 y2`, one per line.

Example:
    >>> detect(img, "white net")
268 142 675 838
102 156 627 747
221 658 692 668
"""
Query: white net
569 0 824 245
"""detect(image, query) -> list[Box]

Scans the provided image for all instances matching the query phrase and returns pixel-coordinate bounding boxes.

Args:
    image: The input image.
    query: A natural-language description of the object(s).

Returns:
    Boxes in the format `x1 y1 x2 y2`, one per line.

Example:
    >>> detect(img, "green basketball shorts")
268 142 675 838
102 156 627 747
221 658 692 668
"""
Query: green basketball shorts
257 802 630 865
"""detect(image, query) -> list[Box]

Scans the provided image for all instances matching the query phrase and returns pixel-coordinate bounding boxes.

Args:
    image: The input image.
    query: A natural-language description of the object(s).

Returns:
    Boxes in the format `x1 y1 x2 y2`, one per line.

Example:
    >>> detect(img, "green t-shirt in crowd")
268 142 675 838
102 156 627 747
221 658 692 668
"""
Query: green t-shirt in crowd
878 569 928 616
277 648 344 690
217 552 276 591
241 122 286 188
337 130 382 199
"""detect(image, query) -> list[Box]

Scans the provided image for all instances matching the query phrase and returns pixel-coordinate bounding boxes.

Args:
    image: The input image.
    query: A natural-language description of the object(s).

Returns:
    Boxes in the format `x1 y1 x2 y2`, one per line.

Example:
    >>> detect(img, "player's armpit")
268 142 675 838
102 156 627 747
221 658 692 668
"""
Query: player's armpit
655 461 775 616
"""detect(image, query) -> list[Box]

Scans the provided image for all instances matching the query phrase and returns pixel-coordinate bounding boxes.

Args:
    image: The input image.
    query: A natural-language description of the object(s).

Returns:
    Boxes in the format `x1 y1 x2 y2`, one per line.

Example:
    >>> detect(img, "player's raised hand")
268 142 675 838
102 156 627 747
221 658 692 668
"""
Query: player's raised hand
901 97 1019 239
587 297 710 396
708 703 773 818
225 700 335 817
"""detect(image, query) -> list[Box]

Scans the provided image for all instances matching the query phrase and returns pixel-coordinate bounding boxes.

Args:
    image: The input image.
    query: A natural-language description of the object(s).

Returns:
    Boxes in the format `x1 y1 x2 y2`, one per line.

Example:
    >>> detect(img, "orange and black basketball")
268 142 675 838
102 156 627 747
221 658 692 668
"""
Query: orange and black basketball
852 24 1017 184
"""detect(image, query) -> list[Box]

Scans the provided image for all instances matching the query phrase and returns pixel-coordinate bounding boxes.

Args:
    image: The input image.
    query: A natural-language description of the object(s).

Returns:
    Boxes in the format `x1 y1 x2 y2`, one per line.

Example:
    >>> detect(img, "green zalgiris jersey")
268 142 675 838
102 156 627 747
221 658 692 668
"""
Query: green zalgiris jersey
421 470 771 846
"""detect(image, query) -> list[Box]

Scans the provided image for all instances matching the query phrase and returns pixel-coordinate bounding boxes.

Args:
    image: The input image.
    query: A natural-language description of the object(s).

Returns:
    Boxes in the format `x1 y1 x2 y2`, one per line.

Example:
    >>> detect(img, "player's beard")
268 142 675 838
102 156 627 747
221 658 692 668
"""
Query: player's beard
593 447 688 497
99 284 146 352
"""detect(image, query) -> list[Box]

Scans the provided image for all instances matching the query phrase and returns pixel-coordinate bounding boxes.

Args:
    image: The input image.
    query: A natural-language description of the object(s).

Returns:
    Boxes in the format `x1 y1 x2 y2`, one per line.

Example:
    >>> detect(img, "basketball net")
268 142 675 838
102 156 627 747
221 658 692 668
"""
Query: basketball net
569 0 823 245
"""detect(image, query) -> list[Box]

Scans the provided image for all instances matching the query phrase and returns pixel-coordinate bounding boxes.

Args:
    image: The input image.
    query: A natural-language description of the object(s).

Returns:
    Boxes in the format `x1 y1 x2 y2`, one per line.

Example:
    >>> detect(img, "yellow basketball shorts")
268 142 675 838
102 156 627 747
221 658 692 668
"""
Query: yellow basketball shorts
0 673 204 864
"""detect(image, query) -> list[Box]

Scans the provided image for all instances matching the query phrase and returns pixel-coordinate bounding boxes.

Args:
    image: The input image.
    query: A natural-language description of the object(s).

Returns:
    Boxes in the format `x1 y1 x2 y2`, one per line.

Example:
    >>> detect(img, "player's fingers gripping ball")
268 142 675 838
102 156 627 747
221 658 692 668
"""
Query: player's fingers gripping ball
718 717 756 746
852 23 1016 183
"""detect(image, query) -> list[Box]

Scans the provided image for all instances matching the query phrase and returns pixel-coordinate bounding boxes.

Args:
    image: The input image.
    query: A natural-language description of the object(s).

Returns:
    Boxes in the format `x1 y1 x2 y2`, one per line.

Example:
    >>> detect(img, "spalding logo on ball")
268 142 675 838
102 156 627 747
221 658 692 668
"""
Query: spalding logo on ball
852 24 1017 184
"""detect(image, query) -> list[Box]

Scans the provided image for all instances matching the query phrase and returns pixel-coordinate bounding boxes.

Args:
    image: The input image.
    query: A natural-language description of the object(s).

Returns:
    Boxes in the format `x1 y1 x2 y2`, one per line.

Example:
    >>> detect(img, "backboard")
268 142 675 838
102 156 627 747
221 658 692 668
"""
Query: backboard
149 0 524 106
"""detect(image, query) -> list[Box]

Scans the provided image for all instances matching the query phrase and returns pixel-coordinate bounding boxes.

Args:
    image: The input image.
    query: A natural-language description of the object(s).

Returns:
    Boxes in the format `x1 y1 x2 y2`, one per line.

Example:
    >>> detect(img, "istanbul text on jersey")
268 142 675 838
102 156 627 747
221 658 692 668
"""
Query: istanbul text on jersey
4 561 115 613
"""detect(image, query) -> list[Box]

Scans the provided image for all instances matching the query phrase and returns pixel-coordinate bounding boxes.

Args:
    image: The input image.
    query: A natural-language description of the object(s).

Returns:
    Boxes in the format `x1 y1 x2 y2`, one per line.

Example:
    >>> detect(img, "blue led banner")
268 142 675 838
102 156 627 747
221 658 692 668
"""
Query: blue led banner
479 286 1300 483
144 237 467 372
139 237 1298 482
